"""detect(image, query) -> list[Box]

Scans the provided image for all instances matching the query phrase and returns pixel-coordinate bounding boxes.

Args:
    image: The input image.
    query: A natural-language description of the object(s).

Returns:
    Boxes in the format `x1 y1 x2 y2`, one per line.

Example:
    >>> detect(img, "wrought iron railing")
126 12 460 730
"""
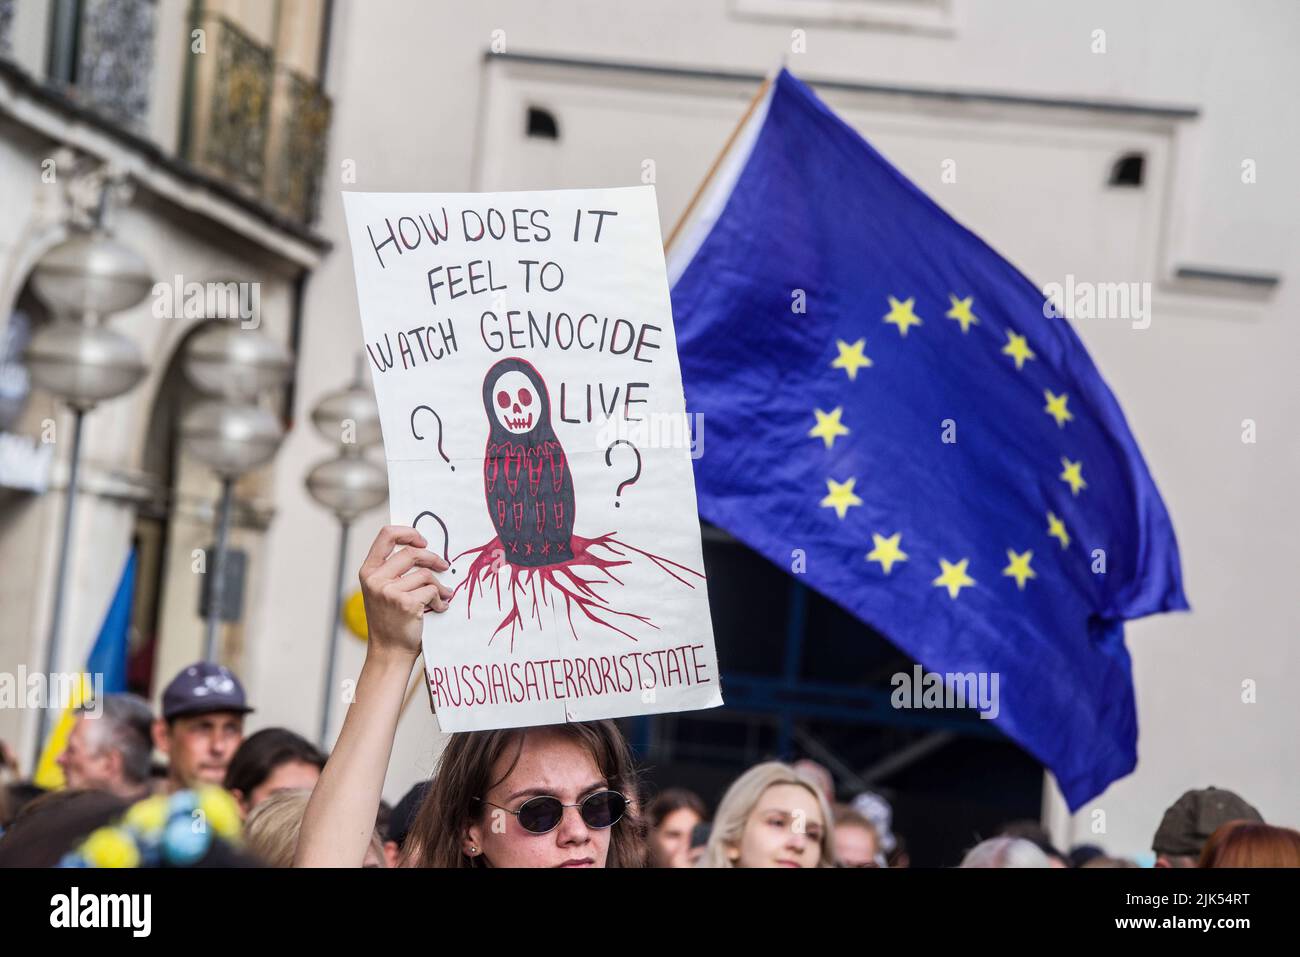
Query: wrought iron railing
201 17 273 191
47 0 158 129
78 0 156 126
186 14 331 226
270 66 332 224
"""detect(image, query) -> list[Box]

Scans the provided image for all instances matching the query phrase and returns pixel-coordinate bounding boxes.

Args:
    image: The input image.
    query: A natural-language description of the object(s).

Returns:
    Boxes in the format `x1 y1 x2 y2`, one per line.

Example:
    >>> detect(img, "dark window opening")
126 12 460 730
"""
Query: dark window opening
526 106 559 140
1109 152 1145 187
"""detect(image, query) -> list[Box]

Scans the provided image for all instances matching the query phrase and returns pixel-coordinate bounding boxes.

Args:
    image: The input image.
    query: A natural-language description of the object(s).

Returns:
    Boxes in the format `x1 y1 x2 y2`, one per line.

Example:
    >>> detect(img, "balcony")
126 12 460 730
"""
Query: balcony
184 14 331 227
48 0 157 130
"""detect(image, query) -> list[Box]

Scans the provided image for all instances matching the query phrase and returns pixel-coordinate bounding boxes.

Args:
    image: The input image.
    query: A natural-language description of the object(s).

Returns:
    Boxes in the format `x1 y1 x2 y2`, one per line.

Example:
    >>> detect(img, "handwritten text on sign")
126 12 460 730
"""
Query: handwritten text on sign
343 187 722 731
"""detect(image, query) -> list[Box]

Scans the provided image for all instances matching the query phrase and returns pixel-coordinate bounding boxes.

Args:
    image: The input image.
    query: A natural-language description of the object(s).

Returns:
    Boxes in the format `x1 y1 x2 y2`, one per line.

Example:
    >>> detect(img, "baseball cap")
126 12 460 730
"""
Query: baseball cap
1152 787 1263 857
161 662 254 721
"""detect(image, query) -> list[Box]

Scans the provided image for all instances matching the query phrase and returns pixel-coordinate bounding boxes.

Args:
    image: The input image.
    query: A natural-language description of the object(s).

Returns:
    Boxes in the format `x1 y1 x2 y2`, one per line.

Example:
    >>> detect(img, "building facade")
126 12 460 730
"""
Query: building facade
2 0 1296 862
0 0 331 768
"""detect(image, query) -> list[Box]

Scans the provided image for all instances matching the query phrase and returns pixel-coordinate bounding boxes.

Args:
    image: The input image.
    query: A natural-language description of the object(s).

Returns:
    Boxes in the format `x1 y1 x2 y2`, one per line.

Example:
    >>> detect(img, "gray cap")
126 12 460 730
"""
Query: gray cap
1152 787 1263 857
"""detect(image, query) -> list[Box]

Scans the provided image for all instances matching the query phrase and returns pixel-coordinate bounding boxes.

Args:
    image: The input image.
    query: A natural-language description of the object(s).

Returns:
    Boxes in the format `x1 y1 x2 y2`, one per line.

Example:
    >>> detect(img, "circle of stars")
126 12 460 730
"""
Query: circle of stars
807 292 1099 601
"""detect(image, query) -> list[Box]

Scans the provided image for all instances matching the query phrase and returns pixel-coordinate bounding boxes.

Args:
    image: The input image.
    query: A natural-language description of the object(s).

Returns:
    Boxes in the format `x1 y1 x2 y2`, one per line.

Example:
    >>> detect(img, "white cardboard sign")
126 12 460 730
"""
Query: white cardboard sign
343 187 722 731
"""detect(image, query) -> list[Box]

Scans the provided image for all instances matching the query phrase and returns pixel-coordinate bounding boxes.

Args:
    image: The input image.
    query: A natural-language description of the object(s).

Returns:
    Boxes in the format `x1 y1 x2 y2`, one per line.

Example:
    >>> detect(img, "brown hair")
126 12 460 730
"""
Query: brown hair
224 727 326 802
646 787 708 829
1200 822 1300 868
0 788 128 867
402 720 646 868
1197 819 1247 867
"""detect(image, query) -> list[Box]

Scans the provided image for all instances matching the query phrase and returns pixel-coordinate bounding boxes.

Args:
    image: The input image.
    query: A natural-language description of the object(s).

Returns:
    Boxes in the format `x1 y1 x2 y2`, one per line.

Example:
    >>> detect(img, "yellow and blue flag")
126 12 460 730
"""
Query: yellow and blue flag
669 70 1187 809
34 551 136 787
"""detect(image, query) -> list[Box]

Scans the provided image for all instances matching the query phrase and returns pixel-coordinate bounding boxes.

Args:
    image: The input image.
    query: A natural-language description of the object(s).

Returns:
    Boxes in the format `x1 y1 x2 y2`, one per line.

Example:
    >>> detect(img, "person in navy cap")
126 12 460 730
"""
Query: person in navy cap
151 662 253 793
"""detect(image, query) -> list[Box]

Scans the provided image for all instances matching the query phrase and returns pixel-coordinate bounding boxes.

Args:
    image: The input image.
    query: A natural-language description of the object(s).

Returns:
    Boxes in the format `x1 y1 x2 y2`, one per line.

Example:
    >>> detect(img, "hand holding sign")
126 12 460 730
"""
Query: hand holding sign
356 526 452 658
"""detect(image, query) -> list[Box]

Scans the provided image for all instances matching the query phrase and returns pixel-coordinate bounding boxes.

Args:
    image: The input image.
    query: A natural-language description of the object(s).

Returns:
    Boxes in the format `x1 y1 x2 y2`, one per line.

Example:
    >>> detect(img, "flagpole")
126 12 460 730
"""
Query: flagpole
33 407 85 758
203 476 235 662
663 74 773 255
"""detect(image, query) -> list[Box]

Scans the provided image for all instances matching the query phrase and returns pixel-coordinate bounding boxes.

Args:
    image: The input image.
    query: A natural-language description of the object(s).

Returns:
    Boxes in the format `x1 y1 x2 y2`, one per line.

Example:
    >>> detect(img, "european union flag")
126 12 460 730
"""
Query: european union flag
670 70 1187 810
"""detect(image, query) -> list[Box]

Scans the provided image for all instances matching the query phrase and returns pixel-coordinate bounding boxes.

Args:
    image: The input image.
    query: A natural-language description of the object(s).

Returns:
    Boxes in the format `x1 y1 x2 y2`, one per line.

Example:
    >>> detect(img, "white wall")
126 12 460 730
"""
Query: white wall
252 0 1299 852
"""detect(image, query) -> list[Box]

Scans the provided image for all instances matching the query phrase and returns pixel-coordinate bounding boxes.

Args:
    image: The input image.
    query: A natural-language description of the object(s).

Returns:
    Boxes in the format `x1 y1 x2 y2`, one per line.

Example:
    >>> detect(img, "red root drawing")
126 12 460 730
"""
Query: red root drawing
449 533 704 650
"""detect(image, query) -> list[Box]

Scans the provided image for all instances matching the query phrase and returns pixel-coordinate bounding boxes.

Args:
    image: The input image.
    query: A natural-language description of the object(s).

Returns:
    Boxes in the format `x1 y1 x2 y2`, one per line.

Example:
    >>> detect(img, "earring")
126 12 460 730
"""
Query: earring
468 846 479 855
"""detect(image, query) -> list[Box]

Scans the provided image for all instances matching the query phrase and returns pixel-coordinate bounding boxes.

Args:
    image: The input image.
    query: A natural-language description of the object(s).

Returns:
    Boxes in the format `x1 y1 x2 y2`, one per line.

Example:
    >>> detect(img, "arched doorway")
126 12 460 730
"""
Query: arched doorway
130 322 283 697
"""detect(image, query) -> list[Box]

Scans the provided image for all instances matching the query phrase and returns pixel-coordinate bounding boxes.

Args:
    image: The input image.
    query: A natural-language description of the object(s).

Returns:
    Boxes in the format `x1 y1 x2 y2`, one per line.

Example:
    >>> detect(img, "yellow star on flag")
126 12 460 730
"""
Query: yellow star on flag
1002 330 1036 370
808 407 850 449
1059 457 1087 496
1046 511 1071 549
831 338 873 380
866 532 908 574
1043 389 1074 428
1002 549 1037 590
946 294 979 333
932 558 975 599
820 477 863 520
883 296 923 337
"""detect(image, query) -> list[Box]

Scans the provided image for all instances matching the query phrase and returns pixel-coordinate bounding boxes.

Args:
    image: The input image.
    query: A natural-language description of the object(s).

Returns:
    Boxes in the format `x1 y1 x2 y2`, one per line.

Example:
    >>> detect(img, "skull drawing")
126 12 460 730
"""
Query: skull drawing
480 356 575 566
490 369 537 434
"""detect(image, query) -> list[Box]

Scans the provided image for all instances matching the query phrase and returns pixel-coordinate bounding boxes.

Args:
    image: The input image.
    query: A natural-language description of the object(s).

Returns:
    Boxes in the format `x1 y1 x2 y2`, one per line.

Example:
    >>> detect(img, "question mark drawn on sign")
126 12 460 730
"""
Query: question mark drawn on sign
603 440 642 508
410 405 454 470
412 510 455 575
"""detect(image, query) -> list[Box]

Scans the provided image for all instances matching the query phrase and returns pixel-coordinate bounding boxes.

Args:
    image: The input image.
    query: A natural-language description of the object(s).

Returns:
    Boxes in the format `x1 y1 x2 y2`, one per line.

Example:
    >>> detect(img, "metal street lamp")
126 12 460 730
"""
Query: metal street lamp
305 362 386 746
179 321 292 662
182 320 293 401
25 320 147 408
179 400 285 476
30 229 154 321
25 229 152 757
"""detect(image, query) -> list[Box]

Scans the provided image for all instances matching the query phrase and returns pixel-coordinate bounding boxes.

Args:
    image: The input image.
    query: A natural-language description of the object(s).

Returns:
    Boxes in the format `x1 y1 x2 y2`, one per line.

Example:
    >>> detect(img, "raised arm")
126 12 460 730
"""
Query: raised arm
294 525 451 867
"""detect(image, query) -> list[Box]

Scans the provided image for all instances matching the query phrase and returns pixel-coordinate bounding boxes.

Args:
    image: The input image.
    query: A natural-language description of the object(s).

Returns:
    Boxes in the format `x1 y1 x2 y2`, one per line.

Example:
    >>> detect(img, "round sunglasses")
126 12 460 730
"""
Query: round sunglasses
474 789 628 834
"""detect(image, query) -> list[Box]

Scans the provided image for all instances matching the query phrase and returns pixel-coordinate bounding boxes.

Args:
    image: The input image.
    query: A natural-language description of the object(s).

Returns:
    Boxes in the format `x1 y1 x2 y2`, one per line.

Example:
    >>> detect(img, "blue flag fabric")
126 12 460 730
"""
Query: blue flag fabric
670 70 1187 810
86 550 137 694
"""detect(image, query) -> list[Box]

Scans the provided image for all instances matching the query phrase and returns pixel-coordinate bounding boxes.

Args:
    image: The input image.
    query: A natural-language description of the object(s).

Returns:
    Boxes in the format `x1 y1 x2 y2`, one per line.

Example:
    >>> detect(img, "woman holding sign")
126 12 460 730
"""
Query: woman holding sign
295 525 647 868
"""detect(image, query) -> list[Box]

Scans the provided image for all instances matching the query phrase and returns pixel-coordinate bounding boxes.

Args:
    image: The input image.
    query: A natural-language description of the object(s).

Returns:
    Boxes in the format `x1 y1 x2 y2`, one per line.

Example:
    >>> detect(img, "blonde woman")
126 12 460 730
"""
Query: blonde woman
698 762 835 868
248 788 385 867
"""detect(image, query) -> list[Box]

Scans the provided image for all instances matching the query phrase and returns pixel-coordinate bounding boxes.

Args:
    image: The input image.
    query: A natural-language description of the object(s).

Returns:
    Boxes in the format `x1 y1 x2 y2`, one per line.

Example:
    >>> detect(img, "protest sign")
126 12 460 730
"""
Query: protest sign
343 186 722 731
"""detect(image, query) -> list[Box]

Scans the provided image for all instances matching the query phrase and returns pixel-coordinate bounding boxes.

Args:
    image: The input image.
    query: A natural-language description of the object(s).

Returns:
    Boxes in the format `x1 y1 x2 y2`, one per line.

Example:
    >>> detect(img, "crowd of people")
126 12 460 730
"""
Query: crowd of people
1 526 1297 869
